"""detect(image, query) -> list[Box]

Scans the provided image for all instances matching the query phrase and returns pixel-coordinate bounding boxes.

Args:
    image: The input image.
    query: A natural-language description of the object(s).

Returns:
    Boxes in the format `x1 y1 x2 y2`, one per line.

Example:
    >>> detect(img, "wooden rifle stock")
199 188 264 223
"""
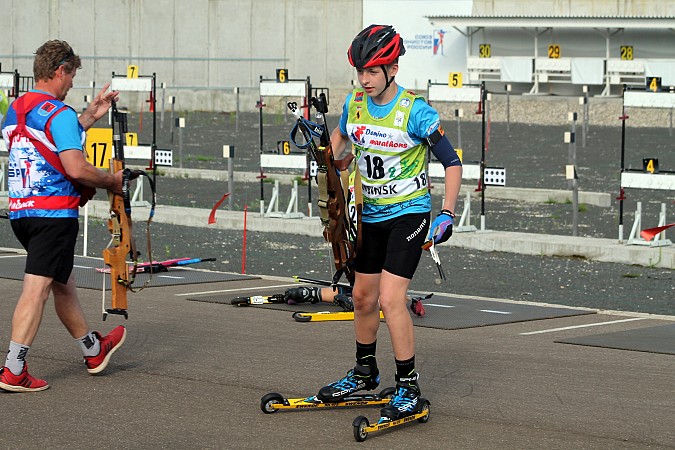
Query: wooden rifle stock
316 142 354 284
312 94 356 285
102 102 134 319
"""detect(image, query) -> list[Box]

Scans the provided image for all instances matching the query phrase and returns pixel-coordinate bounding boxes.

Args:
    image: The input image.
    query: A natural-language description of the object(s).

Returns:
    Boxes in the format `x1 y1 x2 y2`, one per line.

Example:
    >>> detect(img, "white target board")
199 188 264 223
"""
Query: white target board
428 86 481 103
111 77 153 92
261 153 306 170
124 145 152 160
621 172 675 191
429 162 480 180
624 91 675 109
260 81 306 97
0 73 13 88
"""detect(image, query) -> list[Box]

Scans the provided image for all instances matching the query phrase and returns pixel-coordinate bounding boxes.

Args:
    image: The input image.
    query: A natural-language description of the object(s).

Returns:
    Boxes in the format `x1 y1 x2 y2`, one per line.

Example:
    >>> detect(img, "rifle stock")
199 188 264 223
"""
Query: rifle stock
288 94 356 286
102 101 134 320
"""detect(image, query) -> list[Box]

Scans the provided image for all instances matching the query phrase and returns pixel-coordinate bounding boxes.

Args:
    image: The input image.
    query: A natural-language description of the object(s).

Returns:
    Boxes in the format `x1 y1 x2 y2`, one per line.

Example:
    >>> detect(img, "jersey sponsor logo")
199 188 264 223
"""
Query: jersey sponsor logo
399 97 411 108
8 195 79 211
355 91 364 102
364 129 392 139
351 125 367 145
38 101 57 116
355 107 362 120
9 199 36 210
363 183 398 196
369 139 407 149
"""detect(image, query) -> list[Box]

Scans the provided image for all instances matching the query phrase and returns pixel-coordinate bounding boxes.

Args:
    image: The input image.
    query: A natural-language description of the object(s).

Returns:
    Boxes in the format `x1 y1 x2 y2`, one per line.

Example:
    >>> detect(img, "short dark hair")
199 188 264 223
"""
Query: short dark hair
33 40 82 81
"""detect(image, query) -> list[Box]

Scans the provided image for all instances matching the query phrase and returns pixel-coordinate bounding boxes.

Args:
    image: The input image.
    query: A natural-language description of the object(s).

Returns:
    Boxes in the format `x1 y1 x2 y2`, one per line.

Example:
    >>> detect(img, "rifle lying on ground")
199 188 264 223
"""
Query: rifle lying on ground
97 257 215 274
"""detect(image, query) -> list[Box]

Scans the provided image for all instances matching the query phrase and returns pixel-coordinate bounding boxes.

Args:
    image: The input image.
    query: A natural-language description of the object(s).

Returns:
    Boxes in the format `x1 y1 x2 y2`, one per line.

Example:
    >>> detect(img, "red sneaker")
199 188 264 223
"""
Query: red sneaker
84 326 127 374
0 364 49 392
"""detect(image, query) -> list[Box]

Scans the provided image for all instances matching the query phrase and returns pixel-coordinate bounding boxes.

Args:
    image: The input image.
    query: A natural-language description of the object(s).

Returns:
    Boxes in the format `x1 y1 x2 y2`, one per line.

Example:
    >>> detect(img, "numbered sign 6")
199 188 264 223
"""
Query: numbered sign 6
276 69 288 83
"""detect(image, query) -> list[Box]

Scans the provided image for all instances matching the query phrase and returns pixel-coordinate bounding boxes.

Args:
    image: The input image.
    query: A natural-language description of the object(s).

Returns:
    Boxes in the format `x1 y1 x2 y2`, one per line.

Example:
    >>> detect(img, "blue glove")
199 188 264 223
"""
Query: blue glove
427 210 454 244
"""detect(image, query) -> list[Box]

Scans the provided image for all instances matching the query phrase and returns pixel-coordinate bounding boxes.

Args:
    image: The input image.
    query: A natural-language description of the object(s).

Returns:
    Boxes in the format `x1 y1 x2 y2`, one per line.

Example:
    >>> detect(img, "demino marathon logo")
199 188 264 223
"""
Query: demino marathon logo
351 126 406 148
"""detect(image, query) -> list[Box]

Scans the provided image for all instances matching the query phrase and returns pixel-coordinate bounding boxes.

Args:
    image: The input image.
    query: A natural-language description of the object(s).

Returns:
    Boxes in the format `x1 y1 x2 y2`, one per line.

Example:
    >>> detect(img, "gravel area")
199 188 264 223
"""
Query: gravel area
1 110 673 316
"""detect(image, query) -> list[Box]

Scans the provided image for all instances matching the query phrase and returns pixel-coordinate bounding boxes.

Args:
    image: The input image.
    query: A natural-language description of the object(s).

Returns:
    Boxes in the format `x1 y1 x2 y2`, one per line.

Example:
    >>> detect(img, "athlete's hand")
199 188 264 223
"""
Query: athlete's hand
427 210 454 245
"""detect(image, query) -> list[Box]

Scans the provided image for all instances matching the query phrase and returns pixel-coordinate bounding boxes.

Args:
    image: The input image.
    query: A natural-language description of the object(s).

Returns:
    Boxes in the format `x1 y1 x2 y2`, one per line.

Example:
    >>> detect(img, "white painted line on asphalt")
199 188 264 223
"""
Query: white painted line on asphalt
519 317 647 335
425 303 455 308
480 309 512 315
74 264 94 269
159 275 185 279
174 283 298 297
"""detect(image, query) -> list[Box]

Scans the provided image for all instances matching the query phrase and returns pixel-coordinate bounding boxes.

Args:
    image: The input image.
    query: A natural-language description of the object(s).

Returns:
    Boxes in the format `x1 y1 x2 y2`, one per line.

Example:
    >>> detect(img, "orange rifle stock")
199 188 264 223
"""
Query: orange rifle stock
102 101 136 320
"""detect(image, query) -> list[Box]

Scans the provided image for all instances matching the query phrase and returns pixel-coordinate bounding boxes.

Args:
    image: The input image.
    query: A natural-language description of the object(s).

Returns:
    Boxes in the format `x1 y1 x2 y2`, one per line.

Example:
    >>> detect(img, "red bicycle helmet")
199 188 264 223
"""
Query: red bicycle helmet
348 24 406 69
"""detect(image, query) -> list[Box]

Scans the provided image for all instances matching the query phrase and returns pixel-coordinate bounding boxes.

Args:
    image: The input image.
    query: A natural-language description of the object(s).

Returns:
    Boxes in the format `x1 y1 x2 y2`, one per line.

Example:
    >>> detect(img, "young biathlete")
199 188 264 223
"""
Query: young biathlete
314 24 462 422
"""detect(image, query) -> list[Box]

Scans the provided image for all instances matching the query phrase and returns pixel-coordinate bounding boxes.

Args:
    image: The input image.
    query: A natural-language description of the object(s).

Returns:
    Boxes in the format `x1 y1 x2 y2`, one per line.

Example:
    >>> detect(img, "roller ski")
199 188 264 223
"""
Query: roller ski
352 377 430 442
262 365 390 412
230 294 285 306
260 386 394 414
293 310 384 322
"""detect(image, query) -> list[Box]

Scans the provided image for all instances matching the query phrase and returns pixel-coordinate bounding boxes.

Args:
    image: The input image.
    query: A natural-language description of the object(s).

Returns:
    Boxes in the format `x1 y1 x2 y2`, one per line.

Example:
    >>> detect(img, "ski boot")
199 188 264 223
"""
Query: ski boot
284 286 321 305
316 366 380 403
333 293 354 312
379 378 422 422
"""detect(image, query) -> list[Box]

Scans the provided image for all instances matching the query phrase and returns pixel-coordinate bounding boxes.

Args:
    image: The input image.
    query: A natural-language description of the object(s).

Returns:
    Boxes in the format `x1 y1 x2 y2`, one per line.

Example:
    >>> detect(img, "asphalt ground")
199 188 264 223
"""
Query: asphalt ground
0 273 673 449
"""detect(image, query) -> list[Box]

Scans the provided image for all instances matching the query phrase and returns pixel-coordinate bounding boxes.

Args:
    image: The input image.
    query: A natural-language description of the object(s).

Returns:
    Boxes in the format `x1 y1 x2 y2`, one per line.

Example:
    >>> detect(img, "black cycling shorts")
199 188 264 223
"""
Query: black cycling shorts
11 217 79 284
354 212 430 280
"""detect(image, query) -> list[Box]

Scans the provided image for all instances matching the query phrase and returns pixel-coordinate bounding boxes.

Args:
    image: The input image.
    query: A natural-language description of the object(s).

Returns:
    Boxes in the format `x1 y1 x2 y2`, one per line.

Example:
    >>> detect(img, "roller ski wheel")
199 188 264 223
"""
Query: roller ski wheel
260 392 285 414
417 399 431 423
259 391 391 414
353 416 370 442
378 386 396 399
351 398 431 442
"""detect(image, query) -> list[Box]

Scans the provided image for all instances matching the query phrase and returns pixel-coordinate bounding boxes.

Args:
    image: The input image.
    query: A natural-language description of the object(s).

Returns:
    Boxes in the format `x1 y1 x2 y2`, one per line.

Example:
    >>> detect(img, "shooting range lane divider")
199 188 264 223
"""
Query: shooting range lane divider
618 87 675 247
427 80 498 232
81 70 162 257
258 75 313 217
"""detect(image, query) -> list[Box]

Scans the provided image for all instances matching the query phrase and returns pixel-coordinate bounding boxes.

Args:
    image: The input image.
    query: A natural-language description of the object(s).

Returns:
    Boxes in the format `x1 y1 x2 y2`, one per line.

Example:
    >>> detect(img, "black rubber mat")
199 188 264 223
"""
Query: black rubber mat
188 289 595 330
0 255 256 289
408 294 595 330
556 323 675 355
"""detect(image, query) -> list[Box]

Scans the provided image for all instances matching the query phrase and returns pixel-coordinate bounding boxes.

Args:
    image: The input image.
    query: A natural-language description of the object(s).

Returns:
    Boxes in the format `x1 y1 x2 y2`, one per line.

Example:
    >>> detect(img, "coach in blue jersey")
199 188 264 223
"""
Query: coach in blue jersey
0 40 127 392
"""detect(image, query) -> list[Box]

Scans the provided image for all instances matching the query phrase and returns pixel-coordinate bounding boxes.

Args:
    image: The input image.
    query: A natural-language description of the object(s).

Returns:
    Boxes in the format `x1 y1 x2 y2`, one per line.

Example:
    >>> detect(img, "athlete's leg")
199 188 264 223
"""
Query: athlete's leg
378 270 414 360
351 271 381 344
52 273 89 339
10 274 53 346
